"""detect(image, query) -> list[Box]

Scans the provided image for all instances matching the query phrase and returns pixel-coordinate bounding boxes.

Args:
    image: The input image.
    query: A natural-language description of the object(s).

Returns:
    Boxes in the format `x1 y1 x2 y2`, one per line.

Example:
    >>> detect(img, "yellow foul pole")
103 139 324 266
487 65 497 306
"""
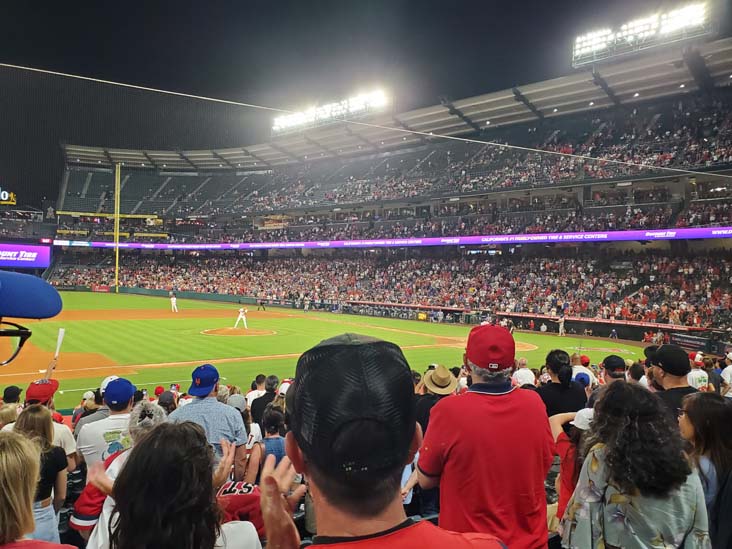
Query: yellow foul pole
114 163 121 293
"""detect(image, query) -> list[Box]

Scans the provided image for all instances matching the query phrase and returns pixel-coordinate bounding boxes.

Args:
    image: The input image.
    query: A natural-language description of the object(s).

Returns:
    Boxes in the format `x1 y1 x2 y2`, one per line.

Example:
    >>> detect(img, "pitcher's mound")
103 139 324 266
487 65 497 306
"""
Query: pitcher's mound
516 341 539 352
201 328 277 337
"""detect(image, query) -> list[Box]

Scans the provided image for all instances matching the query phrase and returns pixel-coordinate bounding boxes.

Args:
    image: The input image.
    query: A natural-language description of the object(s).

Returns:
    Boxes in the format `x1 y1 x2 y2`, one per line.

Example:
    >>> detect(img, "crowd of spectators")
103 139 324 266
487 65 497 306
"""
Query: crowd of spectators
85 196 732 245
677 202 732 228
524 206 674 234
51 188 732 246
226 92 732 212
2 309 732 548
50 252 732 329
51 91 732 221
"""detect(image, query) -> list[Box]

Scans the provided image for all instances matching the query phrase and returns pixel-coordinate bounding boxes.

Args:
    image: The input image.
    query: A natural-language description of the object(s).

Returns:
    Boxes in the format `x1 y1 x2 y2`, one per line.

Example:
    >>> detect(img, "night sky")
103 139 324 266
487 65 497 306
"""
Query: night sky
0 0 726 206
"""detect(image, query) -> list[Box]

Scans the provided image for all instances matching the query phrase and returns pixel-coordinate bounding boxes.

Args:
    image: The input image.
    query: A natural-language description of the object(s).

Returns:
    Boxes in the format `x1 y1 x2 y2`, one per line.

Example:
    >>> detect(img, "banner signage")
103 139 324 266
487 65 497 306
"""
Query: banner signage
0 243 50 268
51 226 732 251
669 333 710 352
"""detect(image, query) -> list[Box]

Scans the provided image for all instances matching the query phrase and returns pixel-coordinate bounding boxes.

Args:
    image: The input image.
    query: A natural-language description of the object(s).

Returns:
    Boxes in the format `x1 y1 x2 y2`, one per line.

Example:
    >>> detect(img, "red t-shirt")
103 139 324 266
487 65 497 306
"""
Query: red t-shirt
418 385 555 549
311 519 505 548
555 431 580 520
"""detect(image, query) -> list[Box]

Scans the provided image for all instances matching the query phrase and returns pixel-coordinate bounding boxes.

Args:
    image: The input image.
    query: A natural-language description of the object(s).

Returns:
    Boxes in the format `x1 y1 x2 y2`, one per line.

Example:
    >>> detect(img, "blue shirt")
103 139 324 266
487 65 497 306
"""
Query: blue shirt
168 397 247 458
699 455 719 514
263 436 286 467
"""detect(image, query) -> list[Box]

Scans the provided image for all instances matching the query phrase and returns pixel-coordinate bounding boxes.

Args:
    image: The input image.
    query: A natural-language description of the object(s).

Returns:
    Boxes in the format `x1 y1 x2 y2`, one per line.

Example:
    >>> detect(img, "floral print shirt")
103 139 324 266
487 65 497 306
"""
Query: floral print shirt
561 443 711 549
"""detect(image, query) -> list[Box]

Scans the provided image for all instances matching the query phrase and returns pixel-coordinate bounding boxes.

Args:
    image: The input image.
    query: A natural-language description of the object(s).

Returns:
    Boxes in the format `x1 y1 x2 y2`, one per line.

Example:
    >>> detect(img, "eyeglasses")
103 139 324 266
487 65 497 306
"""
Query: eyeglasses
0 320 32 366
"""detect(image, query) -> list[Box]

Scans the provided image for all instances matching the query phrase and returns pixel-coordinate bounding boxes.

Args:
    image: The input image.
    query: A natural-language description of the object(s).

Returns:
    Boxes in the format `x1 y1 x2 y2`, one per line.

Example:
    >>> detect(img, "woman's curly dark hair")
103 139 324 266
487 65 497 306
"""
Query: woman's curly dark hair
587 382 691 498
109 422 222 549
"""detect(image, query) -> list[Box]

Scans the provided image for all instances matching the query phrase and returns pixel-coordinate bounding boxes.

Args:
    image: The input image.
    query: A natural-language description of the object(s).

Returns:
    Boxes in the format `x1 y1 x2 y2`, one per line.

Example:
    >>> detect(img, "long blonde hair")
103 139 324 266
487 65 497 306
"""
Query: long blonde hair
0 404 18 428
271 394 287 413
0 431 41 544
14 404 53 451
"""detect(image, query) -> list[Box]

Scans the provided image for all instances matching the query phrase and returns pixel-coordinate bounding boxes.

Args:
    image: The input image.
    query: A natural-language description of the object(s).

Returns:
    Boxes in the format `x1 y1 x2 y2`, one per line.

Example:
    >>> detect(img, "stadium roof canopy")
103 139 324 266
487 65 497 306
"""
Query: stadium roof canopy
65 37 732 171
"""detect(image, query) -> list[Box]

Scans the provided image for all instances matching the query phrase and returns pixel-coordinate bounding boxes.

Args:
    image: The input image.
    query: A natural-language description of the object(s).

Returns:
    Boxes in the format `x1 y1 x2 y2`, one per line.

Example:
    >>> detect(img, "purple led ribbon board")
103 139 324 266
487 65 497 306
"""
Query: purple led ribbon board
0 243 51 268
52 226 732 251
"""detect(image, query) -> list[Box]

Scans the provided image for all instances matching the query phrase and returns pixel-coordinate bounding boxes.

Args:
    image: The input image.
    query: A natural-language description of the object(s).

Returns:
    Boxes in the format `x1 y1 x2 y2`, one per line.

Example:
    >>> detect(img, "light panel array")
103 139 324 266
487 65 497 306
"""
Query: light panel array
573 3 710 66
272 90 389 133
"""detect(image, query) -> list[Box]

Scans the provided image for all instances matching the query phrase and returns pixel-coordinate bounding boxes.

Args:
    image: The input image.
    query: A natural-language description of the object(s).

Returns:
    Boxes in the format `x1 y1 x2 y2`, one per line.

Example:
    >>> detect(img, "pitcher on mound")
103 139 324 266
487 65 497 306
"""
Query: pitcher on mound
234 307 248 329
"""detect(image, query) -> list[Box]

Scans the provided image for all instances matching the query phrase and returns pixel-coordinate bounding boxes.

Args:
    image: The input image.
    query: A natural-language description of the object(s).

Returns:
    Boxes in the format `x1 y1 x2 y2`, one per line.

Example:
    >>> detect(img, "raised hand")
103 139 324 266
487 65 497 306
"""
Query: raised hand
260 455 307 549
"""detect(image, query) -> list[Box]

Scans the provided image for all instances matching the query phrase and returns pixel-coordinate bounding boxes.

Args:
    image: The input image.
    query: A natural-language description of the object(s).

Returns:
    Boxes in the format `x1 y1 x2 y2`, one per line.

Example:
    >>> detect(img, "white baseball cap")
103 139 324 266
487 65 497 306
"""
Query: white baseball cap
570 408 594 431
100 375 119 395
726 352 732 361
278 380 293 396
82 390 95 402
513 369 536 387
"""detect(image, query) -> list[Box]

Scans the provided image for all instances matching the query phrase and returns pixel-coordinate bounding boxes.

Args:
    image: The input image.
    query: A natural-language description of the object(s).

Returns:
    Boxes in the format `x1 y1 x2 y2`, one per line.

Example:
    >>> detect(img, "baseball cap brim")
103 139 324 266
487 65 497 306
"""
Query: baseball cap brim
0 271 62 319
188 383 216 397
25 378 60 404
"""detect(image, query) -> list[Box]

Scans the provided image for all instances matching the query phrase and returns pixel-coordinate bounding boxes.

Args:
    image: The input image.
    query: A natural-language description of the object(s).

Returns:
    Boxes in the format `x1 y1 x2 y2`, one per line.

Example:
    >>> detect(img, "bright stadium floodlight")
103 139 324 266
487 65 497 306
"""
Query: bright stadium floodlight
660 3 707 34
272 89 389 134
572 2 712 67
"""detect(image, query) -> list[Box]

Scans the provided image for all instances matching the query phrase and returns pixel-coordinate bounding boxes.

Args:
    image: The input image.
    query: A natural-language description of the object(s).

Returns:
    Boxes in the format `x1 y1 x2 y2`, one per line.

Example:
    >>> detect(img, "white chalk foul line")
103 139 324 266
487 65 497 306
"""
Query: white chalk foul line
58 378 227 394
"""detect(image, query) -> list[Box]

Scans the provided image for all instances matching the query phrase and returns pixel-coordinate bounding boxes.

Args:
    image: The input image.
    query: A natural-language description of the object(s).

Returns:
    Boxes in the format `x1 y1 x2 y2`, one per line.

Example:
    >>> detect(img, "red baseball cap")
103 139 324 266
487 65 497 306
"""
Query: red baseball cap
154 385 165 397
580 355 591 367
466 325 515 371
25 379 60 405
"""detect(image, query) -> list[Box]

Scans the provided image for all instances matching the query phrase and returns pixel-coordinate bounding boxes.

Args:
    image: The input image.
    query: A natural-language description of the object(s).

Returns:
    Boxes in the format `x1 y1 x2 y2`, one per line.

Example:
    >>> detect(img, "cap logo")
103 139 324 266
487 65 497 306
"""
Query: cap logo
488 362 499 370
195 377 201 386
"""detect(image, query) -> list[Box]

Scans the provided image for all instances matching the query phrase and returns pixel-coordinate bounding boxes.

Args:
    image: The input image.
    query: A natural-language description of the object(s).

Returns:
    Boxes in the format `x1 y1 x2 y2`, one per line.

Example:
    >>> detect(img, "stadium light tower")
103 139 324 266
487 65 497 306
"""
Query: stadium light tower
572 2 714 67
272 89 390 135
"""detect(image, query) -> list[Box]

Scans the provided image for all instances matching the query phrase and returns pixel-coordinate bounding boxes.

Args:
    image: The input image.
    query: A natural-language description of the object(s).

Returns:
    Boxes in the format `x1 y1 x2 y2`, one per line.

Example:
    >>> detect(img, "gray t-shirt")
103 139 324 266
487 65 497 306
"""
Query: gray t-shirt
74 406 110 437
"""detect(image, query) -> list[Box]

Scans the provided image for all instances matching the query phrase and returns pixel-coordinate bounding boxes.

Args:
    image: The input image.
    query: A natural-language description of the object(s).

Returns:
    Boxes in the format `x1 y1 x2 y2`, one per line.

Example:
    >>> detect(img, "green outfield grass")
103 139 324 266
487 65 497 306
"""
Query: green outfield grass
12 292 646 410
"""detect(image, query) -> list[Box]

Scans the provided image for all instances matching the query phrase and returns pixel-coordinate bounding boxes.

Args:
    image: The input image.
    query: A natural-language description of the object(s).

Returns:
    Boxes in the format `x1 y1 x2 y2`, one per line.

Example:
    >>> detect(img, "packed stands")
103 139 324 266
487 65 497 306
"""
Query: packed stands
57 91 732 224
50 251 732 329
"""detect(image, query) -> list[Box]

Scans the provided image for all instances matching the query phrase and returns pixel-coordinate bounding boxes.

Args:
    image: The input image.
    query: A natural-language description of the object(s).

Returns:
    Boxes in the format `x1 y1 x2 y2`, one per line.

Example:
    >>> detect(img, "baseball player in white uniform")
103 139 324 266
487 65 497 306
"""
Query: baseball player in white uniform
234 308 248 329
170 293 178 313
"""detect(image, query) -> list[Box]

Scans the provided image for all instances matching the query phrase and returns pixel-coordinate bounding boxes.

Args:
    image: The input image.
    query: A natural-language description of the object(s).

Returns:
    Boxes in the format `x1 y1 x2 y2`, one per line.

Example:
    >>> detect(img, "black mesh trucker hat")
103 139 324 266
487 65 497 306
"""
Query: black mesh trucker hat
286 333 416 480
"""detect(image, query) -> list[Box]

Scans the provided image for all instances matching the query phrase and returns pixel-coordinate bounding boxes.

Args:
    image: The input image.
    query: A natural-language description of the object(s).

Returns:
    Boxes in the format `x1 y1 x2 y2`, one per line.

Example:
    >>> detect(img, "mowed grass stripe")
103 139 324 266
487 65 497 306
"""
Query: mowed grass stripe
28 316 440 366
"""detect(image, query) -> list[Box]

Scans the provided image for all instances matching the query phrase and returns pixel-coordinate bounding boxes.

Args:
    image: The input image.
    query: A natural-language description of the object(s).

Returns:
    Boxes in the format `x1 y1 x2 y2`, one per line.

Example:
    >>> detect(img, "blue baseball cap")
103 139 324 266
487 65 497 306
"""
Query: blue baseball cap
573 372 591 388
0 271 62 319
189 364 219 397
103 378 137 406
